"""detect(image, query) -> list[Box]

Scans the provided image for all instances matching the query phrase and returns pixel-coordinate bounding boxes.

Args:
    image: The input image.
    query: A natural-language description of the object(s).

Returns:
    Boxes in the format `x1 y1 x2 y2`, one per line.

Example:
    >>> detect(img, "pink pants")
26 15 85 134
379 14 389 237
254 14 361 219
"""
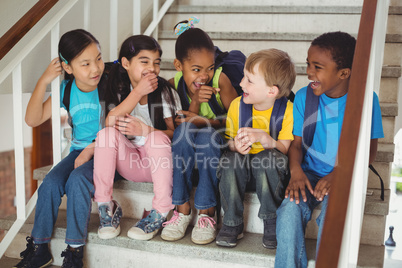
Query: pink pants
93 127 174 213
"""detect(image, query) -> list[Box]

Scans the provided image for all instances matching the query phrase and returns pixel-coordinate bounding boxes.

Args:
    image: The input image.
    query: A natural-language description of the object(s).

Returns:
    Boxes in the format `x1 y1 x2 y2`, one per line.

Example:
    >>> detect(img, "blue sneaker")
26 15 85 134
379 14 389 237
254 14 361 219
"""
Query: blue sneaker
127 209 166 240
97 200 122 239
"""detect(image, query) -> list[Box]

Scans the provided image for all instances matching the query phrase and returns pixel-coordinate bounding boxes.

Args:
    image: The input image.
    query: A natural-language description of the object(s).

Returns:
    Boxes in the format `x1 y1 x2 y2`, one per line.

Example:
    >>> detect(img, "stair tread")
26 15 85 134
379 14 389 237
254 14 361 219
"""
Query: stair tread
168 5 363 14
159 31 402 44
0 209 384 267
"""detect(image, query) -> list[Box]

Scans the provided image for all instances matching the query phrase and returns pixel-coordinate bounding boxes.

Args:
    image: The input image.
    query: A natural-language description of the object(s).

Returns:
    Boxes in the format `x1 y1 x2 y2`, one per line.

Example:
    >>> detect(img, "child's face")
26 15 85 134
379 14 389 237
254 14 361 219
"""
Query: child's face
175 48 214 97
65 43 104 92
123 49 161 87
306 45 349 97
240 63 277 109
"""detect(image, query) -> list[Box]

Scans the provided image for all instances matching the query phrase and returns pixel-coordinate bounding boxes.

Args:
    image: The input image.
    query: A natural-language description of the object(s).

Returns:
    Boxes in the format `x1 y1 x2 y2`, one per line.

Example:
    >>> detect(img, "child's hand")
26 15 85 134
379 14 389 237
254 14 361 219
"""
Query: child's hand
285 169 314 204
132 72 158 97
192 85 220 104
174 110 205 126
115 114 152 137
313 172 334 201
74 147 93 168
234 131 252 155
40 58 62 85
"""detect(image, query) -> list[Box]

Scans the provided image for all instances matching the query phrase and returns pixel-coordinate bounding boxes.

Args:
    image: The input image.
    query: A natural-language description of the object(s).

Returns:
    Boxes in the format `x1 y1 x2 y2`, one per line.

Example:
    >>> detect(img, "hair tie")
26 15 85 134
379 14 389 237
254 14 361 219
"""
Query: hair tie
59 53 68 64
174 16 200 36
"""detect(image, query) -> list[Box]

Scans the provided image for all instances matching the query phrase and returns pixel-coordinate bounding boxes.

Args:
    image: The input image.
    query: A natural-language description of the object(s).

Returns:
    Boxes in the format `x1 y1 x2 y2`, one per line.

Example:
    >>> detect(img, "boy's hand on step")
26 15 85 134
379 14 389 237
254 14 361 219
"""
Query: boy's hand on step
313 172 333 201
285 169 313 204
192 85 220 104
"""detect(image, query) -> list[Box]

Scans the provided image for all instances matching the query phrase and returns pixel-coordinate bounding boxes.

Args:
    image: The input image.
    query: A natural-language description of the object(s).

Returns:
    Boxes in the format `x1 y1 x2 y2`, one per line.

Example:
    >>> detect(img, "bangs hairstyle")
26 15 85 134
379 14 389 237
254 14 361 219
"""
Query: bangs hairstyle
245 49 296 98
58 29 100 80
174 26 214 62
311 31 356 70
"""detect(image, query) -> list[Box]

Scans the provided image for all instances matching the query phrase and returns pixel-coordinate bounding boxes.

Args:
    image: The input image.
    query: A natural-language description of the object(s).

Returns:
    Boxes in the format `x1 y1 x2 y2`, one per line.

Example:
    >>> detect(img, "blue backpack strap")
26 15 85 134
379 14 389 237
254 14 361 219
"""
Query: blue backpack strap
269 96 288 141
239 96 253 128
302 83 320 155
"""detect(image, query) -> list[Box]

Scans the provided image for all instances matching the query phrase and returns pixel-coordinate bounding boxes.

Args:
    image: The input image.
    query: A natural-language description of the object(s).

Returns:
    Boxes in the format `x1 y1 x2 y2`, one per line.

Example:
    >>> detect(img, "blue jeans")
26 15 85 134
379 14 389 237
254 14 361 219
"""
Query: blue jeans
172 122 224 210
217 149 289 226
275 171 329 268
32 150 94 246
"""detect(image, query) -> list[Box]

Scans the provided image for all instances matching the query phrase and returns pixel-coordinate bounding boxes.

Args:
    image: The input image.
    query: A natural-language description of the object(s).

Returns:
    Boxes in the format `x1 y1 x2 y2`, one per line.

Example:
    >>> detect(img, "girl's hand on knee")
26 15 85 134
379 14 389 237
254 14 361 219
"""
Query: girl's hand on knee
115 114 152 137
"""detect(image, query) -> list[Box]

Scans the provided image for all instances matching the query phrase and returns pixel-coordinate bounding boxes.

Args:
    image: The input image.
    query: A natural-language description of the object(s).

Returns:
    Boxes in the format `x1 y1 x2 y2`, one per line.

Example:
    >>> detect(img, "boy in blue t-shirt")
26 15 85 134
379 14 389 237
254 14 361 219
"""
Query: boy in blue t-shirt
274 32 384 268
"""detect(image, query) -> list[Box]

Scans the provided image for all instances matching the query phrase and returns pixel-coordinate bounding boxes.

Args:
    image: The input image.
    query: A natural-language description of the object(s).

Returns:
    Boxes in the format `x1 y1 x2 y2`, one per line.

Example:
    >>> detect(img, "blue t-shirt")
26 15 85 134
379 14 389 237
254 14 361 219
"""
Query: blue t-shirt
60 80 102 151
293 86 384 178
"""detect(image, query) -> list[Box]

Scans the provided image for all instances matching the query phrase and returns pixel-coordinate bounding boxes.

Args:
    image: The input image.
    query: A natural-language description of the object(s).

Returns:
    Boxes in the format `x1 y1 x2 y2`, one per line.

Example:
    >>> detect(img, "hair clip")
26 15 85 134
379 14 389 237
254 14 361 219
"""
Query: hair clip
130 43 135 54
113 60 119 64
174 16 200 36
59 53 68 64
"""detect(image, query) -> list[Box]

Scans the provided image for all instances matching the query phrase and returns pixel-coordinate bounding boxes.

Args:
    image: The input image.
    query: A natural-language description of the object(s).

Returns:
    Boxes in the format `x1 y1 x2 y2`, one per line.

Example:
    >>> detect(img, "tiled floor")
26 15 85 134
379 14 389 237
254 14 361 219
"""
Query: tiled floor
383 189 402 267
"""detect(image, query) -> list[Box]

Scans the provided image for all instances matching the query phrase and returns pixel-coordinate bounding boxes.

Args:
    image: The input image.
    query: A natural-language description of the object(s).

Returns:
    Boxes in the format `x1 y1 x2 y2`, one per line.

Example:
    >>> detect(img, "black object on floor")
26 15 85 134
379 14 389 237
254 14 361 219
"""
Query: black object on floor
385 226 396 247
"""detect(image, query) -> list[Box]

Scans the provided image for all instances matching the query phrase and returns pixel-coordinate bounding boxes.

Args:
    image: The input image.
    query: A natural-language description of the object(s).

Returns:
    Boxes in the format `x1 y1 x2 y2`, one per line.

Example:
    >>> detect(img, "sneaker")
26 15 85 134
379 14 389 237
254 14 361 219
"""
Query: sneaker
216 223 244 248
262 218 277 249
97 200 122 239
13 236 53 268
127 209 166 240
61 245 84 268
191 214 217 245
161 210 192 241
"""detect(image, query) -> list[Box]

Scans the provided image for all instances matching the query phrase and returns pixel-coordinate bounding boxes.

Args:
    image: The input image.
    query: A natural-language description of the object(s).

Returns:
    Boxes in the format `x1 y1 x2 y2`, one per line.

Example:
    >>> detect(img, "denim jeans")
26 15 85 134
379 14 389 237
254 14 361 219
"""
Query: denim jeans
275 171 329 268
32 150 95 246
217 149 289 226
172 122 224 210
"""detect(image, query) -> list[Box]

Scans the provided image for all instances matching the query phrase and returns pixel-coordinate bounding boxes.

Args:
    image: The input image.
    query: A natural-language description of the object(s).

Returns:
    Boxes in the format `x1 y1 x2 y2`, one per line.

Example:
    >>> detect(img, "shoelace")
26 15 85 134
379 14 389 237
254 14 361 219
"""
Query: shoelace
197 216 216 229
20 236 34 259
162 210 180 227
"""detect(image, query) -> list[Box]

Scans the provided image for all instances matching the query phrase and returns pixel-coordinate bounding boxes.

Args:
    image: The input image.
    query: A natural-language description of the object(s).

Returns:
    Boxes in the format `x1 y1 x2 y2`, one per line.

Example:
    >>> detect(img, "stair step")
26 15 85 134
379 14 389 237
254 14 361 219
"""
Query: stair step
175 0 364 7
0 256 60 268
1 209 385 268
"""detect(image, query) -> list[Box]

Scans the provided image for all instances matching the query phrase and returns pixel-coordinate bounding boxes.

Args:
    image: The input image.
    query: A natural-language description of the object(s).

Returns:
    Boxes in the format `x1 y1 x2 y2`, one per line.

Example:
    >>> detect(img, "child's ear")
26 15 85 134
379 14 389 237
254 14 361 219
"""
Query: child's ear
61 62 72 74
173 59 183 72
267 85 279 97
121 57 130 70
339 68 351 79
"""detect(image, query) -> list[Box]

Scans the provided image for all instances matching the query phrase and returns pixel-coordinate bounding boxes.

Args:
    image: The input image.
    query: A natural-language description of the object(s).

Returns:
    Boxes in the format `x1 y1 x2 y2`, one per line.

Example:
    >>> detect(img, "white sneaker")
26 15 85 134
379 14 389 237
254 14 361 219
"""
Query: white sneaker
161 210 192 241
97 200 122 239
191 214 216 245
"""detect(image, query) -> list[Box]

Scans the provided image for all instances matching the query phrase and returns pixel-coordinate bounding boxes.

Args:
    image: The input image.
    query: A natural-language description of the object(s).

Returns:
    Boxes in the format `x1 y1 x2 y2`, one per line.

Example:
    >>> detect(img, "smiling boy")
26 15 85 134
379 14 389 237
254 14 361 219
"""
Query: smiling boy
216 49 296 249
274 31 384 268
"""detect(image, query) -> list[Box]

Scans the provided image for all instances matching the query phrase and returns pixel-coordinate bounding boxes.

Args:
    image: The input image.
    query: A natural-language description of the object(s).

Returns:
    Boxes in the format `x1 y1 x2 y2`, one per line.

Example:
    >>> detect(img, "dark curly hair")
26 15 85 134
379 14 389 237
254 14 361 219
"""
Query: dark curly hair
311 31 356 70
174 21 214 62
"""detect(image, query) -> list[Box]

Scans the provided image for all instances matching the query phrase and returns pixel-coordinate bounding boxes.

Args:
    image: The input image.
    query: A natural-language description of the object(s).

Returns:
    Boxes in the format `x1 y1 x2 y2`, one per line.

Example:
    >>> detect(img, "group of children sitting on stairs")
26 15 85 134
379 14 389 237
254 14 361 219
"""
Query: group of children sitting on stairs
15 15 384 268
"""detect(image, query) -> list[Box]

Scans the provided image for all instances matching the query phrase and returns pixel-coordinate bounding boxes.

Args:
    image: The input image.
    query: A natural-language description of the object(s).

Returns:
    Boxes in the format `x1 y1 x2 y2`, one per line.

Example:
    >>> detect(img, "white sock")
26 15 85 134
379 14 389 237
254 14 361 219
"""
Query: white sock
160 211 169 217
69 244 84 248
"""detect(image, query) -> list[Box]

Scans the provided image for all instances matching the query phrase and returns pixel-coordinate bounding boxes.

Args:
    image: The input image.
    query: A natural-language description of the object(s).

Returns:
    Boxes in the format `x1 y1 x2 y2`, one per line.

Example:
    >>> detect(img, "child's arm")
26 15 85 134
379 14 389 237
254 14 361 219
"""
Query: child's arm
74 142 95 168
285 136 313 204
25 58 62 127
106 73 158 126
235 127 292 155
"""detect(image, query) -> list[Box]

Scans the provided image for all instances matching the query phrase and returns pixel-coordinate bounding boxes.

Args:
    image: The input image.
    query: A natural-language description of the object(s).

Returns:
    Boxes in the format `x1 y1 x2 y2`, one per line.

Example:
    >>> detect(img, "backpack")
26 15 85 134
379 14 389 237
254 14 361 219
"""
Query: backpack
62 62 113 129
177 46 246 117
302 83 384 201
239 91 295 141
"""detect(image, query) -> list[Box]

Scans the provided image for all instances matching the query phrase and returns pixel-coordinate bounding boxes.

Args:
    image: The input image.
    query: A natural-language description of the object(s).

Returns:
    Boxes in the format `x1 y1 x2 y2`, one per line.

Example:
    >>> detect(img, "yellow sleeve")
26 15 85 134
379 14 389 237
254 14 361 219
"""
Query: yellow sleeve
225 97 241 140
277 100 294 141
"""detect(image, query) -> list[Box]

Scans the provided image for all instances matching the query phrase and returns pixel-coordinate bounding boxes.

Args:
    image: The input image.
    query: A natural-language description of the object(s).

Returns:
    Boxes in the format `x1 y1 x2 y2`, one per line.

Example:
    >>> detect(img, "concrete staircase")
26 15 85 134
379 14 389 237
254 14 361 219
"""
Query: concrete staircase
1 0 400 267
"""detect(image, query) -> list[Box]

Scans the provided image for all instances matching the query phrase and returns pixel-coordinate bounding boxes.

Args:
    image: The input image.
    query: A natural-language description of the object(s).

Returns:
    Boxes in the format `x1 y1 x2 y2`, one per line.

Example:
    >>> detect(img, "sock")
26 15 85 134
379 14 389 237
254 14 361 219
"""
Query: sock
98 201 113 211
160 211 169 217
69 244 84 248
